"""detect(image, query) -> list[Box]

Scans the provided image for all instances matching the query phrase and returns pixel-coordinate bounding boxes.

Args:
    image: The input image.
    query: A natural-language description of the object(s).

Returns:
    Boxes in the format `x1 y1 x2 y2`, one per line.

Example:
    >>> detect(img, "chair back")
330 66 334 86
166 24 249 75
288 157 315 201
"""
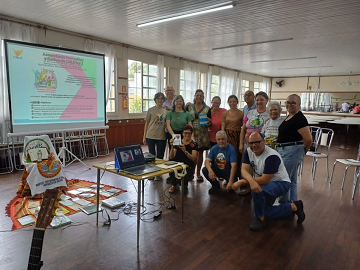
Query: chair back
309 126 322 151
318 128 334 154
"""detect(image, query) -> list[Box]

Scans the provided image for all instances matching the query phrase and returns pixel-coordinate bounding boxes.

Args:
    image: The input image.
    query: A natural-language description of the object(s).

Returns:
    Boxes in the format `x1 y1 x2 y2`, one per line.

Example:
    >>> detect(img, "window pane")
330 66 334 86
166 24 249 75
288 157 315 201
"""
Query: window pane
149 77 156 88
143 76 148 87
149 65 157 76
106 100 115 113
143 64 148 75
180 80 185 90
149 88 157 98
109 85 115 99
129 97 142 113
180 70 184 79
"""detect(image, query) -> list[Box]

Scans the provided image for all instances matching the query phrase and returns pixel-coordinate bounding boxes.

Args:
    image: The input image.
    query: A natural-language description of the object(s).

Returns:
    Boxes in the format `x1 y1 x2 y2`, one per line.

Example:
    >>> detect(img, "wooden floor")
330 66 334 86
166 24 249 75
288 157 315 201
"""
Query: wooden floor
1 126 360 270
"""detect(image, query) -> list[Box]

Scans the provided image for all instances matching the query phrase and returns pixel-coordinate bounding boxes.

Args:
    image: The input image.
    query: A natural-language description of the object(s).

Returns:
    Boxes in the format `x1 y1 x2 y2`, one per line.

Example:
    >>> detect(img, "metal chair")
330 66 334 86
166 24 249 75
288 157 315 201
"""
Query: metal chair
298 126 322 176
329 143 360 199
64 131 85 161
0 123 14 174
82 130 97 158
92 129 109 156
306 128 334 180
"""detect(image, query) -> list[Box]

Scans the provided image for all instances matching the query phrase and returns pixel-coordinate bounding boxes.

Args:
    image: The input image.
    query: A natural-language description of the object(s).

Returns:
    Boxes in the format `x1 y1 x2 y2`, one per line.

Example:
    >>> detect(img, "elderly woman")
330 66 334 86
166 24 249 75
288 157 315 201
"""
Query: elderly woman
168 125 198 193
277 94 312 203
143 92 168 180
209 96 226 147
187 89 211 181
239 91 270 154
261 101 284 149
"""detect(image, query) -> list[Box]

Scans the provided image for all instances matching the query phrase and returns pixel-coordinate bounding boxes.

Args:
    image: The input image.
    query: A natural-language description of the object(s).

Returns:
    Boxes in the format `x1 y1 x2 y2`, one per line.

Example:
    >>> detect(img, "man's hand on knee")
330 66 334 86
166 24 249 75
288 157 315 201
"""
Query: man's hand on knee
208 170 217 181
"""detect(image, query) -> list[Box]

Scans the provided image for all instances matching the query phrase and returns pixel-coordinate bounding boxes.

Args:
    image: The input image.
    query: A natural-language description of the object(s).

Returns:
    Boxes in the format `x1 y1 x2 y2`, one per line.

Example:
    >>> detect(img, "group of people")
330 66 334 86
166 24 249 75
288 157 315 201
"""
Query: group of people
341 101 360 114
143 85 312 231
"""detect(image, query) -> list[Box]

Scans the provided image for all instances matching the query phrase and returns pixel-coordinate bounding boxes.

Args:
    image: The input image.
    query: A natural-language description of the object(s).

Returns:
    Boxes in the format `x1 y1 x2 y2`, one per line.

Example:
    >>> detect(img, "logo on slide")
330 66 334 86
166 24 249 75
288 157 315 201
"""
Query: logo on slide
12 49 23 59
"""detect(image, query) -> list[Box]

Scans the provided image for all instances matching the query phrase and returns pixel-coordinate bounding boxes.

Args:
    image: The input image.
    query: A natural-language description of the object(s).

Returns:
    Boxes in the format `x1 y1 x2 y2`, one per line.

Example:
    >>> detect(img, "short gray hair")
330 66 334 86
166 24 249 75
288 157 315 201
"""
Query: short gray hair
267 101 282 113
216 130 227 138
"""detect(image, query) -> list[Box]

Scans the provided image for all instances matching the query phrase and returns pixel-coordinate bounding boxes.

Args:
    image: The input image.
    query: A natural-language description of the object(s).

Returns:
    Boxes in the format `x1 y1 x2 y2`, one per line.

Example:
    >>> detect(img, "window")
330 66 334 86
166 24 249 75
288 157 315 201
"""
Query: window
254 81 262 94
128 60 166 113
179 70 203 103
211 75 219 100
106 58 116 113
106 67 116 113
240 80 250 108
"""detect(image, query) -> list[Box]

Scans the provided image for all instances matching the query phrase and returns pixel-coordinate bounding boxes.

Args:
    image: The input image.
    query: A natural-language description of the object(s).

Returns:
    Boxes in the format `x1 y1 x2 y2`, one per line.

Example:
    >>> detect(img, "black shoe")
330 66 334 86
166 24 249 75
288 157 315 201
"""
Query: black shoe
294 200 305 224
208 186 220 194
250 218 266 231
166 177 172 183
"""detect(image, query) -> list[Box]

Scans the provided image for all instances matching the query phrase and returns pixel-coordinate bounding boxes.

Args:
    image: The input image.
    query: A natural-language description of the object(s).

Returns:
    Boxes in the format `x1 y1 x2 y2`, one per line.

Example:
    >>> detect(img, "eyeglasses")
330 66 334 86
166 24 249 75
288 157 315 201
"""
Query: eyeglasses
183 132 192 135
285 101 297 105
248 140 263 146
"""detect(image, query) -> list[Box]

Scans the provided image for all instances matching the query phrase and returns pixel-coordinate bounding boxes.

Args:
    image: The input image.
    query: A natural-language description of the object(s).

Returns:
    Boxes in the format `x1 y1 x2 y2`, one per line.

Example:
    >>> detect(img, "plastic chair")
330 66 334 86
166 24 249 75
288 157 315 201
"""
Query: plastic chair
298 126 322 176
329 143 360 199
64 131 85 161
82 130 97 158
306 128 334 180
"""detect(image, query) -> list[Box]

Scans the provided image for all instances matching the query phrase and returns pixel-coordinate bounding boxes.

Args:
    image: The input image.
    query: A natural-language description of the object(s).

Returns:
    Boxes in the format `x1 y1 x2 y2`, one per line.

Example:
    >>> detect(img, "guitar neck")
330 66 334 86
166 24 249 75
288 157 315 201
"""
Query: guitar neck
27 228 45 270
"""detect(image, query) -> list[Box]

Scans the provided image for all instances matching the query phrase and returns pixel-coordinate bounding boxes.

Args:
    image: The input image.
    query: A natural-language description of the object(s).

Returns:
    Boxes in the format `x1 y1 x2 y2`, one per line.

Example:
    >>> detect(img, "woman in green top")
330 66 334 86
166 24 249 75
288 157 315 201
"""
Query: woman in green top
166 95 193 141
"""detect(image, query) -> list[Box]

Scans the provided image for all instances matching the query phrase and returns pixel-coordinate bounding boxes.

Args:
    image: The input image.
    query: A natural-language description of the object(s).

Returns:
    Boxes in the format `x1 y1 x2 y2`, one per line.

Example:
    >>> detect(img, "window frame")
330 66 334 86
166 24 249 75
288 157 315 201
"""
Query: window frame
106 58 117 115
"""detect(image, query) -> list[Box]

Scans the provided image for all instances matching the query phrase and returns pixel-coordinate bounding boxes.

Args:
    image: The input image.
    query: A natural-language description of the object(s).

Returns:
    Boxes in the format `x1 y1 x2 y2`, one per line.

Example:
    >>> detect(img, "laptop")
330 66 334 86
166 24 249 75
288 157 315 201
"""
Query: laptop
114 144 161 176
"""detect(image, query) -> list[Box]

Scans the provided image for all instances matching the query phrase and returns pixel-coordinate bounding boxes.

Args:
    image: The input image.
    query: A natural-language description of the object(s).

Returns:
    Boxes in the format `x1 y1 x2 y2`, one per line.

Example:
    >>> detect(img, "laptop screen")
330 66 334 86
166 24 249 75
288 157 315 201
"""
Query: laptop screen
114 144 145 169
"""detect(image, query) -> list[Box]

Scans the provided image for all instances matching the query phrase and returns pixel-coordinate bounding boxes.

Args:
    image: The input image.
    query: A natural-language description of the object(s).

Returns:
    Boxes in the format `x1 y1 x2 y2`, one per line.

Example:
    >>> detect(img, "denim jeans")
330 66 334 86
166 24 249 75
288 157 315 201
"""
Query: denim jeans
146 138 167 159
277 144 305 203
252 181 292 219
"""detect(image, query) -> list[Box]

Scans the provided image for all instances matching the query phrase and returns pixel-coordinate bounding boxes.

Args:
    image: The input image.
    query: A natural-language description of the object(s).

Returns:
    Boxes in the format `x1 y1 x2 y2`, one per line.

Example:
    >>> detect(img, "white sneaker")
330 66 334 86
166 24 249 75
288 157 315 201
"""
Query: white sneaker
223 180 227 186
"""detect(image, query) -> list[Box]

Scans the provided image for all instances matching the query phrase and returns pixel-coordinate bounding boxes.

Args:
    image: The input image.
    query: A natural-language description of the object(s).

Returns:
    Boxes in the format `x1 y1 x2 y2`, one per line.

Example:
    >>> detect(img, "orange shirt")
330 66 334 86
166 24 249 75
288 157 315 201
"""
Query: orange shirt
221 109 244 132
208 108 226 142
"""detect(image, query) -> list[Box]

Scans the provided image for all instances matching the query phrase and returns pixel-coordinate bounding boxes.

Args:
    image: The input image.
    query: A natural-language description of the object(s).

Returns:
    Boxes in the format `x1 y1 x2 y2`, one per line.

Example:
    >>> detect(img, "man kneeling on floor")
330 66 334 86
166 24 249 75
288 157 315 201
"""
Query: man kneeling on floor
202 130 238 194
232 132 305 231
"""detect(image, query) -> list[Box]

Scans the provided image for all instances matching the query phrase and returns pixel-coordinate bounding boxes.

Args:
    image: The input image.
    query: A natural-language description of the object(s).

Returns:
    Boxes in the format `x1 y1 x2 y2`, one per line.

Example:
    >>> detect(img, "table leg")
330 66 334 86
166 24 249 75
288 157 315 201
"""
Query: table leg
137 181 141 248
141 180 144 206
96 168 100 226
181 176 184 222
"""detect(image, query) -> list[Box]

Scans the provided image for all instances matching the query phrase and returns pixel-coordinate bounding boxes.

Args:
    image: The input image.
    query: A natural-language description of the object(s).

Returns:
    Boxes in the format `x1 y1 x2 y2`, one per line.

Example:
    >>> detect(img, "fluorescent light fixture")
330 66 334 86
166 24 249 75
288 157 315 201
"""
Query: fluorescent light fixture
212 38 293 50
278 65 333 70
252 56 317 63
137 2 234 27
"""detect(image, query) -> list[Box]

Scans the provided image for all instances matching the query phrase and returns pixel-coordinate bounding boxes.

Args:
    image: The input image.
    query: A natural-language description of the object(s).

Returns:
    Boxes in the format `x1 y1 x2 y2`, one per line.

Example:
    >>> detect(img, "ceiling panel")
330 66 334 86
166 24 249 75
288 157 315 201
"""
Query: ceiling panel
1 0 360 77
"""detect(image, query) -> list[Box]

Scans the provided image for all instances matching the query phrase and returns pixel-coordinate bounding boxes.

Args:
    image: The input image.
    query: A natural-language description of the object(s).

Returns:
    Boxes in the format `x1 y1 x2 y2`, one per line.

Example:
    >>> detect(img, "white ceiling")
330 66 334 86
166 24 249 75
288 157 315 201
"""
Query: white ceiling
1 0 360 77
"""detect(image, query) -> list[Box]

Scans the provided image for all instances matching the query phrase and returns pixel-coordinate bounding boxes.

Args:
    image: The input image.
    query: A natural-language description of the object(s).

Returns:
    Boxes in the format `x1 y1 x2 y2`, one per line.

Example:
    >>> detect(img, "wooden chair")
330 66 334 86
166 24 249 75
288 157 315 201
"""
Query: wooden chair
329 143 360 199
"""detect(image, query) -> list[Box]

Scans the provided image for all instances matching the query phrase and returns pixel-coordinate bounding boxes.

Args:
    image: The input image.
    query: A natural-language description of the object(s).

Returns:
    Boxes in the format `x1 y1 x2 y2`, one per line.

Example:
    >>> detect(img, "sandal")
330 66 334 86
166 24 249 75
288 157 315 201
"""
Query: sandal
196 175 204 182
169 186 176 193
238 186 251 196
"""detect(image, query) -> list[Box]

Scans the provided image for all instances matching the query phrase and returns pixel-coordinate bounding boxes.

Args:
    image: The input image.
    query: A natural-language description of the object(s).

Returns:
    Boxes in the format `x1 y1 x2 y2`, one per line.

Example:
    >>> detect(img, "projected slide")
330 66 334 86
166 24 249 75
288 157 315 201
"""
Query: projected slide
5 40 106 133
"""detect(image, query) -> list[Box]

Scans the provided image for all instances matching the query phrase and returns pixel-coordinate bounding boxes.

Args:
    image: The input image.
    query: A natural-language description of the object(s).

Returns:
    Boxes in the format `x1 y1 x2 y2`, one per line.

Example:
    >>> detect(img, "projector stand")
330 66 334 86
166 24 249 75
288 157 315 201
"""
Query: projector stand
58 133 91 170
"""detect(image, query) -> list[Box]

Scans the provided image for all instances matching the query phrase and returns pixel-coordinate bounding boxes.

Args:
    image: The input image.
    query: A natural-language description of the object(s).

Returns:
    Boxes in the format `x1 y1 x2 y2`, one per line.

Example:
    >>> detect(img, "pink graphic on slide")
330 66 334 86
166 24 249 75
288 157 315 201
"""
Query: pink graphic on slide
52 55 97 119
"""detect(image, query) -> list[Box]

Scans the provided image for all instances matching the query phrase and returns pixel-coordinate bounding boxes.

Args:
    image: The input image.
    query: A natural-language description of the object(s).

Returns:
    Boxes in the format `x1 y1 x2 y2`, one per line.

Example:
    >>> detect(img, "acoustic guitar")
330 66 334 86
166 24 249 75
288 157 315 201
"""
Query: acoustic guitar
27 189 60 270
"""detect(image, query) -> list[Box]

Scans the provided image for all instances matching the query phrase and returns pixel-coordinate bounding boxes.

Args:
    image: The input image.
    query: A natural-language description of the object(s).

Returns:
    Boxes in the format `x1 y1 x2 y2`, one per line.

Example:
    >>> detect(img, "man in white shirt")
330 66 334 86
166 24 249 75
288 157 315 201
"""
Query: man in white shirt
243 90 257 120
163 85 175 110
341 101 349 113
233 132 305 231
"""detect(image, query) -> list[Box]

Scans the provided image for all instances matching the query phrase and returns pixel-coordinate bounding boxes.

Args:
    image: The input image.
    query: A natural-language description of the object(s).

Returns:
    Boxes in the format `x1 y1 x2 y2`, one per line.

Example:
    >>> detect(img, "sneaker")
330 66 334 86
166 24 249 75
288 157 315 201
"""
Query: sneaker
166 177 172 183
154 176 162 181
249 218 266 231
294 200 305 224
208 186 220 194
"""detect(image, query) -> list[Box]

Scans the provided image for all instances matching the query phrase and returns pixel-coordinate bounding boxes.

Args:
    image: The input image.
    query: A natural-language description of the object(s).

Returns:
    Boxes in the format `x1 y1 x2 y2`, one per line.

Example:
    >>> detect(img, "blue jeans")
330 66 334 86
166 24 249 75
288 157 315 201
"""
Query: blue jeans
252 181 292 219
277 144 305 203
202 166 238 189
146 138 166 159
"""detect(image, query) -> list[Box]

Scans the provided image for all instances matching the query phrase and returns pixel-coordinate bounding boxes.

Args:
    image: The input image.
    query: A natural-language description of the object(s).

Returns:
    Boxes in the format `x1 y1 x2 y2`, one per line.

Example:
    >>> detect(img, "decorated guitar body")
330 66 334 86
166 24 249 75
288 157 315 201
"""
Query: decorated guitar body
27 189 60 270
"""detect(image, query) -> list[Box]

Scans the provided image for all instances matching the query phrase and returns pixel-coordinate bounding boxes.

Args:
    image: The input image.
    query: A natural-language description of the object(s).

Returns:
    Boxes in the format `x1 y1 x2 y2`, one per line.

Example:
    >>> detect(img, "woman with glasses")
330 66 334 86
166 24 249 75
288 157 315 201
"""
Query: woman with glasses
239 91 270 154
277 94 312 203
261 101 284 149
187 89 211 181
209 96 226 147
168 125 198 193
143 93 168 179
221 95 244 177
